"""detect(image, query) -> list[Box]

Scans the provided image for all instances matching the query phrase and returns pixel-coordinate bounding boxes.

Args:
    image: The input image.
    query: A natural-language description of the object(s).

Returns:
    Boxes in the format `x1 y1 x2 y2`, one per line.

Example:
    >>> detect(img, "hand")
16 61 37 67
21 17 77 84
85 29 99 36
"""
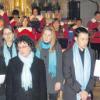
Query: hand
30 15 34 21
54 82 61 91
80 90 88 100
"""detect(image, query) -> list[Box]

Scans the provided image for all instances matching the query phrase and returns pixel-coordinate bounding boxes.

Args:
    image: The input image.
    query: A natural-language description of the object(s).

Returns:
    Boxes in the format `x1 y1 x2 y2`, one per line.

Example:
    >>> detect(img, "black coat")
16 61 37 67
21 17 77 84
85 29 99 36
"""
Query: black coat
0 55 6 96
0 42 17 99
0 46 6 96
62 48 95 100
6 56 47 100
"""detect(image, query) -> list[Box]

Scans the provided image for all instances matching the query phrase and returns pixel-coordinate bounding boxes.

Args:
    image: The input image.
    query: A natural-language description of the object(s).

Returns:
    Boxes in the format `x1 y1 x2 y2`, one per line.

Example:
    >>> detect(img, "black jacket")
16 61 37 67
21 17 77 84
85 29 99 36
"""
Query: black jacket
0 55 6 96
62 48 95 100
0 46 6 95
6 56 47 100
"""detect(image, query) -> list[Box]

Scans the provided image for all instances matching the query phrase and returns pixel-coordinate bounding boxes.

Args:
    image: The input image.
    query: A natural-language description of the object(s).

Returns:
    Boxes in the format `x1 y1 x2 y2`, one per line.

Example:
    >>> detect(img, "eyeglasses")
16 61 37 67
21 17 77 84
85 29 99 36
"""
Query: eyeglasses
18 45 30 49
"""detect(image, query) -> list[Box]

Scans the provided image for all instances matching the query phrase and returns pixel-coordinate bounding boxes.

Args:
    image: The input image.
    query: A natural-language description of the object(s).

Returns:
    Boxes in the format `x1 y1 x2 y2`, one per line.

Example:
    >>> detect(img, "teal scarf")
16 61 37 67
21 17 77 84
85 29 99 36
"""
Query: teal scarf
73 42 91 100
3 42 17 66
36 41 57 78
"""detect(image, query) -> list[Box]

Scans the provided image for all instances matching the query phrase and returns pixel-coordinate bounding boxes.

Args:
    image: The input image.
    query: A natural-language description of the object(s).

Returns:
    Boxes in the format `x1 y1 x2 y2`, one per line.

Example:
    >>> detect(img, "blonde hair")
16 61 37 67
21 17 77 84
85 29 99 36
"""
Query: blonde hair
36 26 57 51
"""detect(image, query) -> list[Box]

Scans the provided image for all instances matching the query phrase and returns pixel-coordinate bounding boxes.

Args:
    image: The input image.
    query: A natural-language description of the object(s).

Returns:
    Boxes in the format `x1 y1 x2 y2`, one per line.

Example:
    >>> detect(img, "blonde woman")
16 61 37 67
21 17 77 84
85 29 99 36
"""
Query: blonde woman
36 27 63 100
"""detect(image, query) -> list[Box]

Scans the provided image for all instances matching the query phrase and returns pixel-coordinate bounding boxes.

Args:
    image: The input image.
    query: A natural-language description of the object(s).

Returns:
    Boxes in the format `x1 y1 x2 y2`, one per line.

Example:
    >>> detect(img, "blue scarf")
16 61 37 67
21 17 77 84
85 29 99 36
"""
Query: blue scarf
18 52 34 91
36 41 57 78
3 42 17 66
73 42 91 100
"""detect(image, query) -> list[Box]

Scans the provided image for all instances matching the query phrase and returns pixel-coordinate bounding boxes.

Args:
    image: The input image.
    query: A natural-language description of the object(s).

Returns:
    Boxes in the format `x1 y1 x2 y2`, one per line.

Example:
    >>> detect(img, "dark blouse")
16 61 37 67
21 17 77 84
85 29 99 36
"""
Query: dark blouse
79 49 84 66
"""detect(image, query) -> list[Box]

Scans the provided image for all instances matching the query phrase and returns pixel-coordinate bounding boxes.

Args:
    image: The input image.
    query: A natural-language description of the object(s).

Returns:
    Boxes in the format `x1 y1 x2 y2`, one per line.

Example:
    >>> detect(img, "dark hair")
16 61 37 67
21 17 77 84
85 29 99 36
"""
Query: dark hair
0 3 4 10
12 9 19 16
94 11 100 16
15 35 36 52
31 6 41 15
31 2 38 9
76 18 82 22
52 18 60 23
23 16 28 19
75 27 89 37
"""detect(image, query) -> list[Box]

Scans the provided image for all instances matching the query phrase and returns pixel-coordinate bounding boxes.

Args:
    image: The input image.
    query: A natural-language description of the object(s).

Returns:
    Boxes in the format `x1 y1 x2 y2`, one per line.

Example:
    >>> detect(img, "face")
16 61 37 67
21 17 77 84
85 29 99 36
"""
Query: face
75 32 89 50
95 13 100 21
17 42 31 57
54 11 61 19
22 18 28 27
3 29 14 43
32 9 38 16
42 30 52 43
53 20 60 30
76 20 82 27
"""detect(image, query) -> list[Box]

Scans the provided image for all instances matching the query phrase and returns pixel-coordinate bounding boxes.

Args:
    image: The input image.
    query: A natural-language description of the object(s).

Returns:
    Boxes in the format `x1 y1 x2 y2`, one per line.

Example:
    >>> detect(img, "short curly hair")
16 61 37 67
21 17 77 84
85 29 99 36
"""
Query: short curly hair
15 35 36 52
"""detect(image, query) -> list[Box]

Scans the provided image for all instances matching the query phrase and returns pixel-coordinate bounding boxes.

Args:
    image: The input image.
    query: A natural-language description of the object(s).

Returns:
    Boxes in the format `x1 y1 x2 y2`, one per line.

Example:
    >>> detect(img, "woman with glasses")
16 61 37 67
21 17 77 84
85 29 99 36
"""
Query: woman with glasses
6 35 47 100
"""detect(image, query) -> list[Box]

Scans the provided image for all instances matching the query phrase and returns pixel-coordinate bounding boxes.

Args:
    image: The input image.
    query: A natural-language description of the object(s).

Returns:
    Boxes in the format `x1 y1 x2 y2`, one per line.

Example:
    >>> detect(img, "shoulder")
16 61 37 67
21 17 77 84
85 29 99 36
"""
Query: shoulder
8 56 22 68
62 48 73 62
7 56 19 72
88 47 94 52
9 56 19 62
34 56 44 65
34 56 45 70
88 47 95 55
63 48 73 57
88 47 95 59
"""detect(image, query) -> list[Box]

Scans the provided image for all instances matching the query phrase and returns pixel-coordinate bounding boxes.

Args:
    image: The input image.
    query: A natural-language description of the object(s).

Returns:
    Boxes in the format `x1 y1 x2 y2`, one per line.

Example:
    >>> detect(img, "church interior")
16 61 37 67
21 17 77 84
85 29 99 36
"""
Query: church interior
0 0 100 100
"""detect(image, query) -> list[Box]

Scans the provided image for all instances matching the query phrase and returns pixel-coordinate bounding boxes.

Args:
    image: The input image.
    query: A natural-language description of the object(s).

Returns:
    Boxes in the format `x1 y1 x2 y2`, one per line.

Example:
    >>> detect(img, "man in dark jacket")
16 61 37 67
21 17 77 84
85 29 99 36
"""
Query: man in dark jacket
63 27 95 100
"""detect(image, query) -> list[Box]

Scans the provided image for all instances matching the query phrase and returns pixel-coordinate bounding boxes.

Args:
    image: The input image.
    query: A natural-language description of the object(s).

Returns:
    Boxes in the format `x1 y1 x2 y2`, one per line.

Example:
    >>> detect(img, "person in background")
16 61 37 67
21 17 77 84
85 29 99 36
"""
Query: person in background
16 16 36 42
87 11 100 33
2 27 17 66
63 27 95 100
0 18 4 46
0 3 10 26
51 18 60 37
88 11 100 59
48 0 60 12
0 17 4 31
30 6 45 33
0 27 17 100
29 6 45 40
72 18 83 30
10 9 20 30
36 27 63 100
6 35 47 100
51 18 68 51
